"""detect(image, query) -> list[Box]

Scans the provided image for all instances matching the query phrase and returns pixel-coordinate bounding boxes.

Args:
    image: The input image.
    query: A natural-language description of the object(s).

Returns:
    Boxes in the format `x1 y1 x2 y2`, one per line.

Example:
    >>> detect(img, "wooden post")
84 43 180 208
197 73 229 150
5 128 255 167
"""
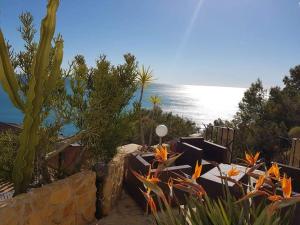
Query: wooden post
289 138 300 167
217 127 235 163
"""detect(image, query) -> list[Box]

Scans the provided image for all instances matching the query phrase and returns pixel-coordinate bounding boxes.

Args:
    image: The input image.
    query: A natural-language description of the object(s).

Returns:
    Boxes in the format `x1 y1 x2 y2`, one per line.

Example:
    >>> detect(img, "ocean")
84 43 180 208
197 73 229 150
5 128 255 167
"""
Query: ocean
0 83 246 135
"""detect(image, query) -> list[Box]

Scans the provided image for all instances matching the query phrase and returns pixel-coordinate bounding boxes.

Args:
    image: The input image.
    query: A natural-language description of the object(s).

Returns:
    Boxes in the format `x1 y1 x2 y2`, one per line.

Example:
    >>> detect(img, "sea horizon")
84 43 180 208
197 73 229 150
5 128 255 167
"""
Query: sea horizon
153 82 249 89
0 83 246 135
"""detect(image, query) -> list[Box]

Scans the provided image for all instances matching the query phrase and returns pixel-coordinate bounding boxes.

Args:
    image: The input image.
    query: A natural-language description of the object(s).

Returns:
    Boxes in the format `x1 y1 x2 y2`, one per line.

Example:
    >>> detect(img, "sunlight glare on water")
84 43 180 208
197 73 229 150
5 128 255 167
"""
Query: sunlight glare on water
0 83 246 134
143 84 246 126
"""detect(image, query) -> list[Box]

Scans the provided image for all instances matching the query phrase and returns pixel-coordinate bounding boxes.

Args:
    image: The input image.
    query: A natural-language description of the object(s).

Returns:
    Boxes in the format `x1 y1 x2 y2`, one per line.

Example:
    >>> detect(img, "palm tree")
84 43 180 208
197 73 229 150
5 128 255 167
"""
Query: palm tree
148 95 161 146
137 65 153 145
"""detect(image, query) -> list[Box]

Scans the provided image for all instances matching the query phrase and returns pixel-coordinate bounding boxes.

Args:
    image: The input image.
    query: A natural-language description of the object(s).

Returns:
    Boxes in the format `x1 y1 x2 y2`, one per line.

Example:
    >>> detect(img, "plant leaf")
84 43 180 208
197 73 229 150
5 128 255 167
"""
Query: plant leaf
0 31 24 111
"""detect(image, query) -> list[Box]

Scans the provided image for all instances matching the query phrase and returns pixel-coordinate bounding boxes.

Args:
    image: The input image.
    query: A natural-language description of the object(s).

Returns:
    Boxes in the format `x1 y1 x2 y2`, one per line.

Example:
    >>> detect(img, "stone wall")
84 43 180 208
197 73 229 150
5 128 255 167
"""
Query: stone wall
0 170 96 225
101 144 141 216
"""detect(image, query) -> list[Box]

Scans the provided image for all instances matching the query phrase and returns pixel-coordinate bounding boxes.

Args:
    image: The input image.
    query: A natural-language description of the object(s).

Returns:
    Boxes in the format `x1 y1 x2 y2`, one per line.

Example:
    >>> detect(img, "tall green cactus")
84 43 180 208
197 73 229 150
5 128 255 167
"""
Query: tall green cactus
0 0 63 193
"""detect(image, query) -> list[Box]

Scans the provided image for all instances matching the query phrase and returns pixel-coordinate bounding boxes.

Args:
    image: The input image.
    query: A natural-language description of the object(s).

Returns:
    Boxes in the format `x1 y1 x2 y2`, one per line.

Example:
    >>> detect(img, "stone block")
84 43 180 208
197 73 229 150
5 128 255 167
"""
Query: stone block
63 216 76 225
25 212 43 225
50 185 71 205
101 144 141 215
62 201 75 218
0 170 96 225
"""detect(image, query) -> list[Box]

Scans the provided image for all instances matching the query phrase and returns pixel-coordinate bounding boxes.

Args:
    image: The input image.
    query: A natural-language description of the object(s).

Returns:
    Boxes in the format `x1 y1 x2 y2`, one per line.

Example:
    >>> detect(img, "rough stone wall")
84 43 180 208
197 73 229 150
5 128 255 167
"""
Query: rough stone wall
0 170 96 225
101 144 141 216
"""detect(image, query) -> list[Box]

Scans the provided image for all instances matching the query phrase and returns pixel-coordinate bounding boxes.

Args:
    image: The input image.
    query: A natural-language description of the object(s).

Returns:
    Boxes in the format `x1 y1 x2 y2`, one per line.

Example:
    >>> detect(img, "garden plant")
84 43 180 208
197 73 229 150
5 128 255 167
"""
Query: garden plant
0 0 63 194
134 147 300 225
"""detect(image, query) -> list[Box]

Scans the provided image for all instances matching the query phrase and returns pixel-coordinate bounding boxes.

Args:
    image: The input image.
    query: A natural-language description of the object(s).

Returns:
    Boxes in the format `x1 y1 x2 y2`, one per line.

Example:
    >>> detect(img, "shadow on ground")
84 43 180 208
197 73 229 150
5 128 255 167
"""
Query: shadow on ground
93 191 155 225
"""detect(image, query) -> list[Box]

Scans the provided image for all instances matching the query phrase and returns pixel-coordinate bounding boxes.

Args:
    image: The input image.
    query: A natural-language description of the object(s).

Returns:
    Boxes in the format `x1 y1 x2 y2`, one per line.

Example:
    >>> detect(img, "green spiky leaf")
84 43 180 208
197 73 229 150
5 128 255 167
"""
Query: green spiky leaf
12 0 61 194
0 31 24 111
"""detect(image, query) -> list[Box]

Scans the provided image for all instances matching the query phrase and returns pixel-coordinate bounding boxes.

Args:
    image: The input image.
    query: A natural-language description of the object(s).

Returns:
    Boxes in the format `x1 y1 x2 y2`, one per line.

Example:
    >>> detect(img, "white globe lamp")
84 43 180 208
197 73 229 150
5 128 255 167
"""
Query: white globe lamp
155 124 168 145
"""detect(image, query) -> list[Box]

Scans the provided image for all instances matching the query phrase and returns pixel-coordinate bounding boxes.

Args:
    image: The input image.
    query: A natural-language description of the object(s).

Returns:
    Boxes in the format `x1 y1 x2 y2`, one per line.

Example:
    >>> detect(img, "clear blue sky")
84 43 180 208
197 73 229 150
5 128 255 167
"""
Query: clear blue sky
1 0 300 87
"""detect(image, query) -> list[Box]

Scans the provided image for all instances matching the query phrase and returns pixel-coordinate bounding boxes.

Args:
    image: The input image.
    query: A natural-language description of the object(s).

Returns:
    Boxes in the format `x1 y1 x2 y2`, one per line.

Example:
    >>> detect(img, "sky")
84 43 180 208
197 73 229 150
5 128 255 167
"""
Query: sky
1 0 300 88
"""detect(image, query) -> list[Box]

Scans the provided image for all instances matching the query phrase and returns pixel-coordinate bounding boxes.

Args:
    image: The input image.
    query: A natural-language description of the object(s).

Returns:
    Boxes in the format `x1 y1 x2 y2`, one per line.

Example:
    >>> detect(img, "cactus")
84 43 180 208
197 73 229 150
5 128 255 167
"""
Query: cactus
0 0 62 193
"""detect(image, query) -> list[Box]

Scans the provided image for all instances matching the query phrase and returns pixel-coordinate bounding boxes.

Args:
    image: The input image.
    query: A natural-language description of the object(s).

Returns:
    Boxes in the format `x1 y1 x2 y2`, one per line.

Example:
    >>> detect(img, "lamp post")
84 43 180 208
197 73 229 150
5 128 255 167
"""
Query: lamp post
155 124 168 146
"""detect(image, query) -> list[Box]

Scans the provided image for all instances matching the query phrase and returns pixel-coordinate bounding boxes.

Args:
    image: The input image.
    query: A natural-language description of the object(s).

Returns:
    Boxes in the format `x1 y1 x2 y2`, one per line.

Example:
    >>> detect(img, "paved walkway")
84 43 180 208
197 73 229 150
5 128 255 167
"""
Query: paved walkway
94 191 155 225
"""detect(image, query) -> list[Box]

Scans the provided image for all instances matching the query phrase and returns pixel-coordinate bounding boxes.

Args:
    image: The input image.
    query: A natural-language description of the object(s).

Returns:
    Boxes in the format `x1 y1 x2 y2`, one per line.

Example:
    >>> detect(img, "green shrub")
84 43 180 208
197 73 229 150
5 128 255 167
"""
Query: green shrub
288 127 300 138
0 131 18 181
212 69 300 163
152 193 294 225
129 107 198 146
84 54 138 162
0 0 65 193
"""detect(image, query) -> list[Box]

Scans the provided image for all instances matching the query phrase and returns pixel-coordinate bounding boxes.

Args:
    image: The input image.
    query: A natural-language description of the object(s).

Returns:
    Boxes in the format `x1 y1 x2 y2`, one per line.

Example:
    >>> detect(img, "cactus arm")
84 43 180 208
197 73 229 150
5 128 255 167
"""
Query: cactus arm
46 36 63 95
12 0 60 193
0 31 25 111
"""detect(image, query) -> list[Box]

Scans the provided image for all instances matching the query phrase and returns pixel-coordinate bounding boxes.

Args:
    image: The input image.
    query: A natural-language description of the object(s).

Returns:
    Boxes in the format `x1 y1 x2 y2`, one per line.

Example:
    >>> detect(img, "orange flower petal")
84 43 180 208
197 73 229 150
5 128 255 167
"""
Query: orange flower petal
154 146 168 162
149 177 160 183
147 195 157 213
245 153 252 165
254 152 260 163
267 163 280 180
192 161 202 181
282 174 292 199
245 152 260 166
227 167 240 177
268 195 283 202
255 175 265 190
142 191 157 213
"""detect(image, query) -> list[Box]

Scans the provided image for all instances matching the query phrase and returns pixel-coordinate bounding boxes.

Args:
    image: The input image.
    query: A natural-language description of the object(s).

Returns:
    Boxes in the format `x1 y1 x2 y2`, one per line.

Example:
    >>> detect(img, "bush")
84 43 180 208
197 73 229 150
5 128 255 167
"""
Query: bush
214 67 300 163
84 54 138 162
129 107 198 146
288 127 300 138
0 131 18 181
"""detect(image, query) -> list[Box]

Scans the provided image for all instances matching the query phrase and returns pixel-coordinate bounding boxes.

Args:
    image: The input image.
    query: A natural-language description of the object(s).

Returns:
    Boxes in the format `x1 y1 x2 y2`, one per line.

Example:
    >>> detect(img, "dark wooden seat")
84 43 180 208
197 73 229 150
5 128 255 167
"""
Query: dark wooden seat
275 162 300 193
179 137 230 163
124 153 192 211
201 159 215 174
201 141 229 163
175 142 203 169
198 164 247 199
179 137 205 147
273 162 300 225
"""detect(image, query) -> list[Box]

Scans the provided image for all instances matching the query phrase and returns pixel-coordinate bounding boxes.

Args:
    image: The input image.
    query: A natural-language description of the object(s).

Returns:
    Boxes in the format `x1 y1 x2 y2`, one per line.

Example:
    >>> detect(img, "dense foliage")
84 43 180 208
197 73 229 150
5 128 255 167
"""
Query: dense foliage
0 0 66 193
213 65 300 163
288 126 300 138
136 66 153 145
84 54 138 162
0 7 140 188
0 9 77 189
66 55 197 160
129 107 198 146
0 9 197 189
0 131 18 181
